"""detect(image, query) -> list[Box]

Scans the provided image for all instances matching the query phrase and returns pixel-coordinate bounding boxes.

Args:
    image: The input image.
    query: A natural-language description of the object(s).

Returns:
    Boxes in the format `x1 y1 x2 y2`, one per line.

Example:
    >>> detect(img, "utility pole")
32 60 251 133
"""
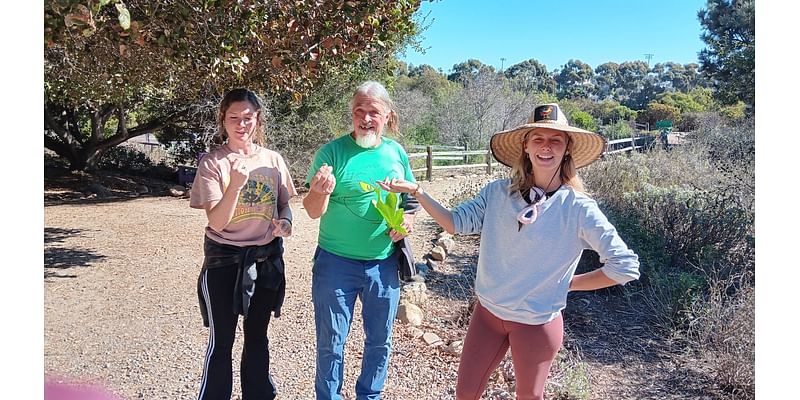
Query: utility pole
644 53 654 67
500 57 506 72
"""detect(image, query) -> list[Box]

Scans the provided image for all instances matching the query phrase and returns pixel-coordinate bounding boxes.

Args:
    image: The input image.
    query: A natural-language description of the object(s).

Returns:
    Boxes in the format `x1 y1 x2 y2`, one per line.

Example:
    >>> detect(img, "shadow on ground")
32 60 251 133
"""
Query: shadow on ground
44 227 107 279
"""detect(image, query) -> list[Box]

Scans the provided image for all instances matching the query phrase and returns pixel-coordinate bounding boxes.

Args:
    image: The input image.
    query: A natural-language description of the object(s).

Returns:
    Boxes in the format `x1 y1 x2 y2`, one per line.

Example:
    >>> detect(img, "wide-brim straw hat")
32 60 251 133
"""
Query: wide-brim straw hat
490 103 606 169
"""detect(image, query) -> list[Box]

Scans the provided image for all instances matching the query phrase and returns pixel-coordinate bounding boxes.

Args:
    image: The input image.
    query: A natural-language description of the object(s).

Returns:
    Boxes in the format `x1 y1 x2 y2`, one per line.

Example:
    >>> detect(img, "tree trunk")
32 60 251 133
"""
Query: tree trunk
44 101 185 171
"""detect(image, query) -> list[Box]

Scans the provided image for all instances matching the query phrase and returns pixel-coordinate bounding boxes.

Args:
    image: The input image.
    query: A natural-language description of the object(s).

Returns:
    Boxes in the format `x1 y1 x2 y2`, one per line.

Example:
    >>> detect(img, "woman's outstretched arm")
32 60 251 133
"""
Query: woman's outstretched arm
376 178 455 234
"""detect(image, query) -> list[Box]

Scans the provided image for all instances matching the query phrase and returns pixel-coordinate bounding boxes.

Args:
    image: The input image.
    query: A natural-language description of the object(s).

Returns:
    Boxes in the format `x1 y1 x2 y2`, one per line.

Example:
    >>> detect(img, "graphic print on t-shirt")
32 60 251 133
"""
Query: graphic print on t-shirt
230 172 277 223
339 164 405 224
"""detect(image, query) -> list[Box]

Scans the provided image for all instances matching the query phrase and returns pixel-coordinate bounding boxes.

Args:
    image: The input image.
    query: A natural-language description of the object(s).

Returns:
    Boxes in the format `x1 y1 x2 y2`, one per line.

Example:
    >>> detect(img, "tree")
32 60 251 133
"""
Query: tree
44 0 422 170
652 62 709 92
638 102 681 129
593 62 621 100
656 88 716 114
615 61 652 109
554 59 594 99
504 58 556 94
698 0 755 108
568 110 598 132
398 63 450 97
447 59 495 83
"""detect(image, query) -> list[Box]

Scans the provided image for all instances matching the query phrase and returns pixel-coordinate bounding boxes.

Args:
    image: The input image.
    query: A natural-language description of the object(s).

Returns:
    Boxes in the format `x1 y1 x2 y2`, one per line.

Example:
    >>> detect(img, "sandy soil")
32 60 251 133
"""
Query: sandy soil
44 169 718 399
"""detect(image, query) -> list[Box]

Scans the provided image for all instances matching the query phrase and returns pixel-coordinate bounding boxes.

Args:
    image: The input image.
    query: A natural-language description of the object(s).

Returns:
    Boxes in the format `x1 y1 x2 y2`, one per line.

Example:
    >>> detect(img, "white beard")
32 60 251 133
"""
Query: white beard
355 132 379 148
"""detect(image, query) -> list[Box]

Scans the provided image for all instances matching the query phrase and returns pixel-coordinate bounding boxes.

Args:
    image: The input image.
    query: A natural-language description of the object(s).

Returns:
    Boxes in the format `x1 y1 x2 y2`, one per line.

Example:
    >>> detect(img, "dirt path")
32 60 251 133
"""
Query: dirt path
45 176 482 399
44 173 705 399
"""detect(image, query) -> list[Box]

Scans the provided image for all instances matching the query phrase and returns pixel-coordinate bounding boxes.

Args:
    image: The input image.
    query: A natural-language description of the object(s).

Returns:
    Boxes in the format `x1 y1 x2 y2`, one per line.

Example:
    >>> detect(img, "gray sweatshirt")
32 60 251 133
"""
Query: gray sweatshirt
452 179 640 325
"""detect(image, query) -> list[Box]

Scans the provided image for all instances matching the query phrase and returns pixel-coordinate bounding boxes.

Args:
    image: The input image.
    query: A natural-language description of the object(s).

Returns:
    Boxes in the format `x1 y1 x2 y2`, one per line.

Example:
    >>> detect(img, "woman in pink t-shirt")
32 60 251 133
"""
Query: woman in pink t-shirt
189 88 297 400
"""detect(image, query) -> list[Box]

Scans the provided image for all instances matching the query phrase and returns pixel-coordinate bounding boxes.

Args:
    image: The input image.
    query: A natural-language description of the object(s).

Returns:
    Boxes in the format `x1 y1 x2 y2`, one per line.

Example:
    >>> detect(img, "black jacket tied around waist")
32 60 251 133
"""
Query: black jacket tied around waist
197 236 286 327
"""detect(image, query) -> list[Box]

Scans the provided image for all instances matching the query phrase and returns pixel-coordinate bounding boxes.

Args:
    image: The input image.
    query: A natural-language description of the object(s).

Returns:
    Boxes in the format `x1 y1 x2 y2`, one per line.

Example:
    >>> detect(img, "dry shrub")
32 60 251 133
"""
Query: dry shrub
547 337 591 400
686 271 755 399
581 115 754 396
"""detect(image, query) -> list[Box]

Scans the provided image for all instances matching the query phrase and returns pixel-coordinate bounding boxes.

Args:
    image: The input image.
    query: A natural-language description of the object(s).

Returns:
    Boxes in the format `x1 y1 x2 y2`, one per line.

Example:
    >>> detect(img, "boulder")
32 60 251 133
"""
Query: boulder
397 302 423 326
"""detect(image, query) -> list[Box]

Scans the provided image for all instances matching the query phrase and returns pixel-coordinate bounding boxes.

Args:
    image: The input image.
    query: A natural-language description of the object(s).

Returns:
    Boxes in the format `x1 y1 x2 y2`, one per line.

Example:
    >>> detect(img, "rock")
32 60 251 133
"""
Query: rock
422 332 443 346
397 302 423 326
86 183 111 198
407 327 425 339
401 282 428 304
430 246 446 261
435 237 456 253
168 185 186 197
443 340 463 355
135 185 149 194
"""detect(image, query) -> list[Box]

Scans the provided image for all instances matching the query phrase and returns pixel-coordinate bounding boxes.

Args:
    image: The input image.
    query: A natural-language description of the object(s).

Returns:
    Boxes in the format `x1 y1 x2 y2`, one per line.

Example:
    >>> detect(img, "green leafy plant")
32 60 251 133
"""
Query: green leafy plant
360 181 407 235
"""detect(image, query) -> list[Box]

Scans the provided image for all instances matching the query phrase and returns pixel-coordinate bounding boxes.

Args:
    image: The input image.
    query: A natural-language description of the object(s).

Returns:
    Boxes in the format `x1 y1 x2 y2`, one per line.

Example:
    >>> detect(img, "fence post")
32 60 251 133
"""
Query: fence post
485 148 492 175
630 132 636 152
463 143 468 165
426 145 433 182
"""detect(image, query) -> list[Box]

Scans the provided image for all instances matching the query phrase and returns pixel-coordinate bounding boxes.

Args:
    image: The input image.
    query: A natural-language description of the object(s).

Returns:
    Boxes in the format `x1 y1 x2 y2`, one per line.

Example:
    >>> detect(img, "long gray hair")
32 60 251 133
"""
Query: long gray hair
350 81 399 135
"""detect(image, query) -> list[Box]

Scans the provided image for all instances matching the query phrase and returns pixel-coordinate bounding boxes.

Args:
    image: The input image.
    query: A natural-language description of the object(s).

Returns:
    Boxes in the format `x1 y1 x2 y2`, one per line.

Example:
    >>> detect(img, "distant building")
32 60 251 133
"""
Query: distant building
127 133 161 147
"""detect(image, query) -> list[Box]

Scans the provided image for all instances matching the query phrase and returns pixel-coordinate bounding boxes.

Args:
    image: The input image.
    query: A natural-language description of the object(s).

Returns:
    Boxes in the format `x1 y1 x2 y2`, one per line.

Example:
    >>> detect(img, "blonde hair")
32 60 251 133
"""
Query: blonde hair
350 80 399 135
508 130 586 194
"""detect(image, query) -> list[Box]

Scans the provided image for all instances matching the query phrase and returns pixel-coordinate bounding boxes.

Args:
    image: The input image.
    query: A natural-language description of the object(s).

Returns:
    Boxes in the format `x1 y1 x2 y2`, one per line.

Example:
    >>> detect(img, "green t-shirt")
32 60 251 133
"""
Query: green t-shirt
306 134 416 260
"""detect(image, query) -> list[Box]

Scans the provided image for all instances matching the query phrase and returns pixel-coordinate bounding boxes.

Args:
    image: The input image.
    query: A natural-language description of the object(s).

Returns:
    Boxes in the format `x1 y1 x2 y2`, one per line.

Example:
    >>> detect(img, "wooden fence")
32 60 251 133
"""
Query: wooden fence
408 135 654 181
407 145 498 181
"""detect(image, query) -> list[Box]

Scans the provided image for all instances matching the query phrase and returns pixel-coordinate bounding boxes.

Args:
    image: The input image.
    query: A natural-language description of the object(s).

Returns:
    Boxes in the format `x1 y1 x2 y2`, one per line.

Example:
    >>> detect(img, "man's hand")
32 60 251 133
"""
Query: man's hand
388 213 415 242
309 164 336 195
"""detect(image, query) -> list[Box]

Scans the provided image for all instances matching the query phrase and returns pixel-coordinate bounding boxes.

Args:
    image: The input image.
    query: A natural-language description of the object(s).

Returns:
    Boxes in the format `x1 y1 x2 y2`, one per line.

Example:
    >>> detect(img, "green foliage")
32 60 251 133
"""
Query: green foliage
602 120 634 140
46 0 421 103
98 145 153 172
97 144 175 180
638 102 681 129
656 88 716 114
718 101 747 120
547 351 591 400
360 182 407 235
396 63 451 96
610 105 637 122
504 58 556 94
403 121 439 145
555 59 594 99
567 110 597 132
446 59 495 82
44 0 423 171
698 0 755 108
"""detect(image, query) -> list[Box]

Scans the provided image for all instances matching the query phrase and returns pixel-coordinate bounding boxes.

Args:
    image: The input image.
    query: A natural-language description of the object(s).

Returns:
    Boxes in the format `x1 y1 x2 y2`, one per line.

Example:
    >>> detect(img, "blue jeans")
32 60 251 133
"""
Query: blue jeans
311 246 401 400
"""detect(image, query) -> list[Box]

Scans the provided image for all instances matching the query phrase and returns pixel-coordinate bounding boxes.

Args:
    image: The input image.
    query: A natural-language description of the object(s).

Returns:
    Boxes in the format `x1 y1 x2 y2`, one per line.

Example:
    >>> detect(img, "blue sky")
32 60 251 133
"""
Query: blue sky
401 0 708 73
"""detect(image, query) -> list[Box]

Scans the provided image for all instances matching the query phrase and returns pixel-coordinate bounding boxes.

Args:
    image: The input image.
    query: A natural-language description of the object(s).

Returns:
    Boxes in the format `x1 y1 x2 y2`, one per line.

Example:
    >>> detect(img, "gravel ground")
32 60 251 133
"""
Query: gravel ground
44 175 483 400
44 171 716 399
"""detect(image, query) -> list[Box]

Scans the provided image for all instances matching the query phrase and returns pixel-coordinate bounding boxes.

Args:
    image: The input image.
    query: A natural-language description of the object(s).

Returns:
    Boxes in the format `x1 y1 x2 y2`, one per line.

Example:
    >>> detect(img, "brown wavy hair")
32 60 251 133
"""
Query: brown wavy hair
212 88 267 147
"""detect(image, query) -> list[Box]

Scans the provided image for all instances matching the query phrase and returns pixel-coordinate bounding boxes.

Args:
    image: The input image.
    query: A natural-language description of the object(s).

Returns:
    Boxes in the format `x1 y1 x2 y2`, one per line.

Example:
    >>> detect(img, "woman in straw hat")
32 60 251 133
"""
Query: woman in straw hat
377 103 640 400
